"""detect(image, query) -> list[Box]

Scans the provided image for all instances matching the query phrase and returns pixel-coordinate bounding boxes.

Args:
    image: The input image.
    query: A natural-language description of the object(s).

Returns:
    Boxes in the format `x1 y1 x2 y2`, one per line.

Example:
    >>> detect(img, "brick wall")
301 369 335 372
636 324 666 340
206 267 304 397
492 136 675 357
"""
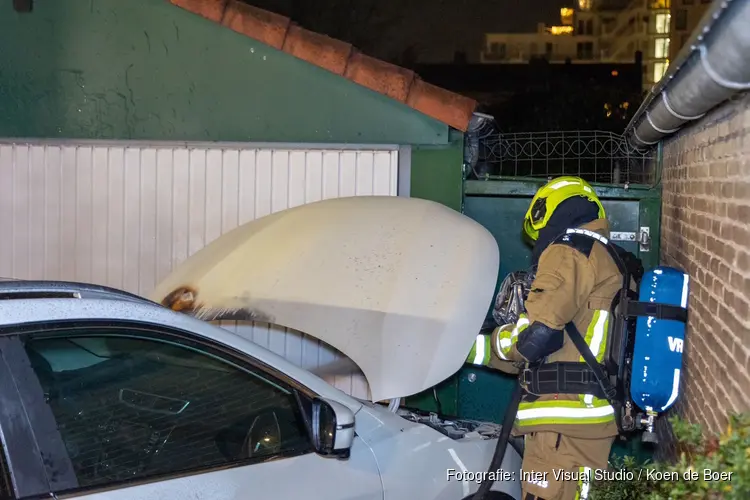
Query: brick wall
656 91 750 457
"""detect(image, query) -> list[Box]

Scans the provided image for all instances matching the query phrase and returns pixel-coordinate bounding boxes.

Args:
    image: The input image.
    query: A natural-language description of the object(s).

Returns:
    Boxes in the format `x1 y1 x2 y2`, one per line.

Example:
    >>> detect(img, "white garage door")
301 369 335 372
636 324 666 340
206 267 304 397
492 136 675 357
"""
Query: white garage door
0 141 403 400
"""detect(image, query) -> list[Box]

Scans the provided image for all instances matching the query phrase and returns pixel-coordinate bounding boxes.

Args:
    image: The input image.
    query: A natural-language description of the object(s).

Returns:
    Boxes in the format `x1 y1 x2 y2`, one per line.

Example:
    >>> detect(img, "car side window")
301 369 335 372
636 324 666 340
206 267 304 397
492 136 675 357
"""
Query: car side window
23 330 312 490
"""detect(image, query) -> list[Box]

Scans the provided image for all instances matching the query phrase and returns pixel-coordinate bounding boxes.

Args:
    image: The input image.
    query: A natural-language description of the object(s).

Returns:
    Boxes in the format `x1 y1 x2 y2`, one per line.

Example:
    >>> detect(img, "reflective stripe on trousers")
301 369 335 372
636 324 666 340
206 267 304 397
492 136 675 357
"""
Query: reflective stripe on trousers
516 399 616 426
575 466 591 500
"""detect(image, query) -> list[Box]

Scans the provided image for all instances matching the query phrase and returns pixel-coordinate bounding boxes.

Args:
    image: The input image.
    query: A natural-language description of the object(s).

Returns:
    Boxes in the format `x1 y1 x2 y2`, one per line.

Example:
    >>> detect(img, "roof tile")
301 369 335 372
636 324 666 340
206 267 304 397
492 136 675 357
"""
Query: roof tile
282 24 353 76
170 0 477 131
344 52 416 103
406 79 478 132
170 0 228 23
222 1 290 50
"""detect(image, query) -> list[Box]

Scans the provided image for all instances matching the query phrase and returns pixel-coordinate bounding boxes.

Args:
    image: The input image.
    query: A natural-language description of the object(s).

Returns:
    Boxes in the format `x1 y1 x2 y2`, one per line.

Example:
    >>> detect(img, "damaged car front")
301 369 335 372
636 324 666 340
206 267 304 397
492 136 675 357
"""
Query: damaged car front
148 195 523 500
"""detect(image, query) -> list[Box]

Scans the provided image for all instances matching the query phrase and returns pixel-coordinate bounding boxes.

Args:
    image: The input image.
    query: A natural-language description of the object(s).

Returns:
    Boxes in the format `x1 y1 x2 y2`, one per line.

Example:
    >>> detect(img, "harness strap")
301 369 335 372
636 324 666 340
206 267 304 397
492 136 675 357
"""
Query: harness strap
626 301 688 323
564 321 618 402
566 320 624 435
521 361 608 399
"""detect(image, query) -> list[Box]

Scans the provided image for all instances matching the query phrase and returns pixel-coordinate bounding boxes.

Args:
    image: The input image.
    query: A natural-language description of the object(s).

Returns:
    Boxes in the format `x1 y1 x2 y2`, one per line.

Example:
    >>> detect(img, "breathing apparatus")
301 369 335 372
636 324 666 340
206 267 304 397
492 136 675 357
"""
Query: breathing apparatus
491 268 536 326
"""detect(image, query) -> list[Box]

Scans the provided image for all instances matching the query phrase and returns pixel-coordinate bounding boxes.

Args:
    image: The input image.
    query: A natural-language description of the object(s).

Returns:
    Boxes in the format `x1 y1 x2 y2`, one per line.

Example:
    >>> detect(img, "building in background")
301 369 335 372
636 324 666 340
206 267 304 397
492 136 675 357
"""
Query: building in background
417 60 642 133
669 0 713 60
480 0 672 93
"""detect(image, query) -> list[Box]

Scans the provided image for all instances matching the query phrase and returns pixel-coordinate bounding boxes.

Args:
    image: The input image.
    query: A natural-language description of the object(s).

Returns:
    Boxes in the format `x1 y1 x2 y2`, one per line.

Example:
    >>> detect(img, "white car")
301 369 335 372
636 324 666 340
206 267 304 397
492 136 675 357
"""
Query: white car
0 196 522 500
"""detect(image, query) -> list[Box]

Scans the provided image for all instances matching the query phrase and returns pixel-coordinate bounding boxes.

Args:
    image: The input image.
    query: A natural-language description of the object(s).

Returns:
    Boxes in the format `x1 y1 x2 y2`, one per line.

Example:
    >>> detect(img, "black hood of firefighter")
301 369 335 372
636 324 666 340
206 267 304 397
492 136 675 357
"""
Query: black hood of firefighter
531 196 601 267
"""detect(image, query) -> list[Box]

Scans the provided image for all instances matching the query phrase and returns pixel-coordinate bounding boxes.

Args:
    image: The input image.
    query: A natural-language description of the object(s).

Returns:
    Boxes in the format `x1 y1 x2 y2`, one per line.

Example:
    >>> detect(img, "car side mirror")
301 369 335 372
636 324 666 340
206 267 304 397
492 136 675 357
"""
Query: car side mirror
311 397 355 459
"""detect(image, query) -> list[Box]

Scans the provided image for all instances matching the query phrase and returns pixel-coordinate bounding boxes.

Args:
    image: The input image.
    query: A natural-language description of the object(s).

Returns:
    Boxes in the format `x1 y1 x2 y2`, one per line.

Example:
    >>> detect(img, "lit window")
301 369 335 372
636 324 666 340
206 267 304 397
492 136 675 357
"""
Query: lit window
578 0 593 10
549 26 574 35
653 61 668 82
654 37 670 59
650 0 671 8
560 8 574 25
655 13 671 34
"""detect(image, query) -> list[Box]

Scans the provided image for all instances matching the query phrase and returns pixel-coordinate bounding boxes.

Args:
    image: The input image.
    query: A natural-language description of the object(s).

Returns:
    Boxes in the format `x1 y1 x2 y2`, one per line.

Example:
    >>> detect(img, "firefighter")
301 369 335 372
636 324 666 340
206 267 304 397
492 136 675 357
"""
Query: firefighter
467 176 622 500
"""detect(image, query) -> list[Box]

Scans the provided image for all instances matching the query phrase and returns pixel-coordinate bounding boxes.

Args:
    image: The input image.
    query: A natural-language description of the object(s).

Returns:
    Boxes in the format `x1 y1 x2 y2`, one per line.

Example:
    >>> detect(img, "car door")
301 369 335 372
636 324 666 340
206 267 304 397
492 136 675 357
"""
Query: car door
0 321 383 500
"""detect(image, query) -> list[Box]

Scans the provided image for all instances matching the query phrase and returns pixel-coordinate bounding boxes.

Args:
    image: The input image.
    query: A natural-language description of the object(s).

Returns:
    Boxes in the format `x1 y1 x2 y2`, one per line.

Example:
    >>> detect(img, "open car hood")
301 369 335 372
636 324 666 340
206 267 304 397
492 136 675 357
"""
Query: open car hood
149 196 500 402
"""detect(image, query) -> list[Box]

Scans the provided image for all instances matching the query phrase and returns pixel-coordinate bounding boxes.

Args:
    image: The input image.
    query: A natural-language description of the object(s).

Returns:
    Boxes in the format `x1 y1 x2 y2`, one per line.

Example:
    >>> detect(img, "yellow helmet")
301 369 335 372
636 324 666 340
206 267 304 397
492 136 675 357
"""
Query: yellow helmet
523 176 605 241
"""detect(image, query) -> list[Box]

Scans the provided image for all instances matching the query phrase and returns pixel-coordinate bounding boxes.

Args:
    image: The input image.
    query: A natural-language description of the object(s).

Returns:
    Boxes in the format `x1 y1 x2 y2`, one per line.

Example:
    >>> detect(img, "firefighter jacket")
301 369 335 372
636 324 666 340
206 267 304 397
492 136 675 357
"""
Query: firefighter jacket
468 218 626 439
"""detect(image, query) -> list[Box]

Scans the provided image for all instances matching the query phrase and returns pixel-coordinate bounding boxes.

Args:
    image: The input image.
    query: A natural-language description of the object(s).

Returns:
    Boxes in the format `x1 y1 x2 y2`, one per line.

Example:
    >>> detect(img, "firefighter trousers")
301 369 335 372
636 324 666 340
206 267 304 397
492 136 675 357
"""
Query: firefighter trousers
519 431 615 500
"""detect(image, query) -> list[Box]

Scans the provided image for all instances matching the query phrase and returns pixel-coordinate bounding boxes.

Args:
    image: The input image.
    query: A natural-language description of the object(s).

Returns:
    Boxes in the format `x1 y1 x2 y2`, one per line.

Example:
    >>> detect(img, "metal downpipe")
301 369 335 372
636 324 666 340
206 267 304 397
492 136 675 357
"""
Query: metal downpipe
628 0 750 148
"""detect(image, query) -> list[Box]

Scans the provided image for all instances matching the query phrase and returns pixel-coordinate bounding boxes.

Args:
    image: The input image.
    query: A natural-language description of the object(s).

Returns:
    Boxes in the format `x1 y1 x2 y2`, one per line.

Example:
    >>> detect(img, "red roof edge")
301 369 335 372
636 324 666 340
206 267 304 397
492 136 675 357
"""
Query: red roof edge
169 0 477 131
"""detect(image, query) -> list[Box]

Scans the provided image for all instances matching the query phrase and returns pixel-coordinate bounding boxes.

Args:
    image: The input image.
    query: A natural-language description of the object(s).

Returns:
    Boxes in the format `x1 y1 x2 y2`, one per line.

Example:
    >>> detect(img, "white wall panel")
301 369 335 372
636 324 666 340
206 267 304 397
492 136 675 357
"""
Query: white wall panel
0 142 400 400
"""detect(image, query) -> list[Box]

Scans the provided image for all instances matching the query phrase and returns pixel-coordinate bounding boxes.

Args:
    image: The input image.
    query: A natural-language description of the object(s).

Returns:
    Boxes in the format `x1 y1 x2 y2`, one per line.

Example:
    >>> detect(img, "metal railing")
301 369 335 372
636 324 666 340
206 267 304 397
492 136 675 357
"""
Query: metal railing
466 130 657 186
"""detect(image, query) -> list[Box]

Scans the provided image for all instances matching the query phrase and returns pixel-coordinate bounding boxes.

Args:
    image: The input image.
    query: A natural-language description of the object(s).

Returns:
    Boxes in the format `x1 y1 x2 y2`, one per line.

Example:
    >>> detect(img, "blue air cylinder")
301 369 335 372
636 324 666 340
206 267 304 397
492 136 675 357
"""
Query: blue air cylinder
629 266 690 414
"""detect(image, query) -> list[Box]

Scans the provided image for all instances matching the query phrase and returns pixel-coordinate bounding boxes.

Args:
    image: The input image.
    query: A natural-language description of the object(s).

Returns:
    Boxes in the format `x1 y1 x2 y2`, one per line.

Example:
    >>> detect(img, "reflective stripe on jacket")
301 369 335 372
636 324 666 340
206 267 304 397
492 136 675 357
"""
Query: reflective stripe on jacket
466 314 529 365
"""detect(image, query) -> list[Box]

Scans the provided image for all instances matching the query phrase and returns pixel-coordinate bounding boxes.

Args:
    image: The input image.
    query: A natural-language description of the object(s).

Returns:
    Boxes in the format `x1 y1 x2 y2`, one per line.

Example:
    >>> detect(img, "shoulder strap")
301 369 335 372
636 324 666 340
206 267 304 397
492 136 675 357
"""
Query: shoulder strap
561 228 629 277
560 228 688 323
553 231 597 258
560 228 632 304
565 320 623 435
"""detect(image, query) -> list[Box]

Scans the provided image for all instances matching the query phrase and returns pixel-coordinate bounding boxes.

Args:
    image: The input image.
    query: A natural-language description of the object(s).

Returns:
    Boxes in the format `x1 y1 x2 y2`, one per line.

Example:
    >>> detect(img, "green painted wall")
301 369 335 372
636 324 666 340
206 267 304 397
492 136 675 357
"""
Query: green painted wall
0 0 449 145
409 132 465 212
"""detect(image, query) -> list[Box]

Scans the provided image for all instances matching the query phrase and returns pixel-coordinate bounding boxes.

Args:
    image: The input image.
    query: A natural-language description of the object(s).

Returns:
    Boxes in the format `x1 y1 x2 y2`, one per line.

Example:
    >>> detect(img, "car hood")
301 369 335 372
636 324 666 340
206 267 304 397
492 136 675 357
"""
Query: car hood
149 196 500 402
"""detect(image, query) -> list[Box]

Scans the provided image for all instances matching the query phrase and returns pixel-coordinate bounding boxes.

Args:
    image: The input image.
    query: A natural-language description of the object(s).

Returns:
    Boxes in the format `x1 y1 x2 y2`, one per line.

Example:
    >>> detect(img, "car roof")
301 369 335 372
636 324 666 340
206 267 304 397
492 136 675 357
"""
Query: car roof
0 278 161 305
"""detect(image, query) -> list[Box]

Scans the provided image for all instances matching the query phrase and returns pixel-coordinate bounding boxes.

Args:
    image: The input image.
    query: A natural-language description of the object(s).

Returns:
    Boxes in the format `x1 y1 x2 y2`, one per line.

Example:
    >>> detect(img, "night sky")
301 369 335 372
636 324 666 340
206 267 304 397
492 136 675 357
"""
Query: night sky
247 0 570 63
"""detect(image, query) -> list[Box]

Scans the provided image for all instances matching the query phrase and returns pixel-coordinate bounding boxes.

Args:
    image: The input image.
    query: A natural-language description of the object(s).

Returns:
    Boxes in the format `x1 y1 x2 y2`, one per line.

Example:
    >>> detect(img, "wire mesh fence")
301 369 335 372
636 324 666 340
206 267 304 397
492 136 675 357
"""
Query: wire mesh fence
465 130 657 186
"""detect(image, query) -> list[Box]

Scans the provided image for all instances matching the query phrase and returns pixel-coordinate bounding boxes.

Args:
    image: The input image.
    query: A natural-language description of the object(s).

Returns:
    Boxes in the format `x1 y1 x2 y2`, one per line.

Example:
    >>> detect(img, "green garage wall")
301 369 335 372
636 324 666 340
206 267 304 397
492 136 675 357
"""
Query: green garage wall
0 0 450 146
0 0 465 215
410 133 464 212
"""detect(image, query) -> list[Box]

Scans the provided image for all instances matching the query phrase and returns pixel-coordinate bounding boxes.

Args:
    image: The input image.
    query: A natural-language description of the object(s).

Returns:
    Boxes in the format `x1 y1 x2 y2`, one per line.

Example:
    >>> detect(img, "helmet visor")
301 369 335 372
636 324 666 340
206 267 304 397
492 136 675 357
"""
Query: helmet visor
529 196 547 227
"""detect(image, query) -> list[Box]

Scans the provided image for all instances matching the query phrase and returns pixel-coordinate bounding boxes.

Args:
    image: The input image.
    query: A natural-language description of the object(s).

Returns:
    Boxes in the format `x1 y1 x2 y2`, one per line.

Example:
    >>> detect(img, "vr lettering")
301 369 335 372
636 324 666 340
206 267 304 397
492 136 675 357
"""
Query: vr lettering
668 336 683 353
